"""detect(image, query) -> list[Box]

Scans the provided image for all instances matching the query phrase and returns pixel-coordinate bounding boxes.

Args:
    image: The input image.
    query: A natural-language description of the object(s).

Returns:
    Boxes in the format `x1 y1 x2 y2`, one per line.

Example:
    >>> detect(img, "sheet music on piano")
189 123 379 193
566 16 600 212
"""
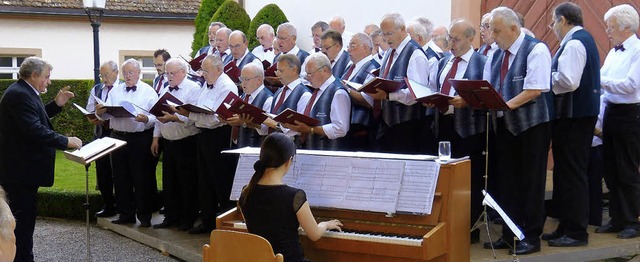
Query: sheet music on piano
226 147 440 215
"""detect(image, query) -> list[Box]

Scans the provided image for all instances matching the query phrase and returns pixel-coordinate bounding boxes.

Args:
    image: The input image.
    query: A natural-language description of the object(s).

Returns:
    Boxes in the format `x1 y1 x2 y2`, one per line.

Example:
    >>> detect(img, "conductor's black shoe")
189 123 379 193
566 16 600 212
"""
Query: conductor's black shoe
153 221 175 229
111 216 135 224
95 207 117 218
509 241 540 255
188 223 213 234
139 220 151 228
595 223 621 233
617 228 640 239
541 231 562 241
483 237 510 249
548 235 587 247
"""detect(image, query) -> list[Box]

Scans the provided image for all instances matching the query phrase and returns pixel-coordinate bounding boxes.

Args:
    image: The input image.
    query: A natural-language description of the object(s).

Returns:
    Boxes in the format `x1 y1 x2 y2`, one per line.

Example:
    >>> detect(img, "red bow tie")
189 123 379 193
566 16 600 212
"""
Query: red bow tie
264 47 273 52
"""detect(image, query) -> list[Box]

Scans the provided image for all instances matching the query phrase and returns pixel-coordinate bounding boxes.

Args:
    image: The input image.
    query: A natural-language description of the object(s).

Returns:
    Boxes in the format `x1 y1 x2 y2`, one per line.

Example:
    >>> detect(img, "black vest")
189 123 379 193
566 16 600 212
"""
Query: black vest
238 88 274 147
331 51 351 78
304 79 348 150
270 83 311 114
238 52 259 70
346 59 380 127
93 82 114 139
551 29 601 119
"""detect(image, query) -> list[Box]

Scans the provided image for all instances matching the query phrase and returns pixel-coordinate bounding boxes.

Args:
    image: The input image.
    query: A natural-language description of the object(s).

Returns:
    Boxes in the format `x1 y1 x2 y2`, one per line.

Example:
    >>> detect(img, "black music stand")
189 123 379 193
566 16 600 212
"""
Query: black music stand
63 137 126 262
449 79 510 258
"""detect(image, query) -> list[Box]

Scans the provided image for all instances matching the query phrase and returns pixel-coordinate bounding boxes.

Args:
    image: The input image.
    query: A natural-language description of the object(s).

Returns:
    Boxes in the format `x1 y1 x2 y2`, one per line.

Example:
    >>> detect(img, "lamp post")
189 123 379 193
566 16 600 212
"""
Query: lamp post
84 0 106 86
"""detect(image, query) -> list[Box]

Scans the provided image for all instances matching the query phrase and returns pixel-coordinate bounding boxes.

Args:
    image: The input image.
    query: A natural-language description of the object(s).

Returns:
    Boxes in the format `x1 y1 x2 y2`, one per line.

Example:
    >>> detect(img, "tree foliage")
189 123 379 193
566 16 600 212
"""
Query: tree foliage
247 4 288 50
190 0 225 57
203 0 251 49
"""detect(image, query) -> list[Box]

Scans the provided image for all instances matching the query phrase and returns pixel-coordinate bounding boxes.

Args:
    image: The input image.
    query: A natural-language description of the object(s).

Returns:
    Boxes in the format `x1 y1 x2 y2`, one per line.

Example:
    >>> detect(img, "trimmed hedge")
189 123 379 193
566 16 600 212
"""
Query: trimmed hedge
37 190 104 221
247 4 288 50
190 0 226 57
204 0 251 46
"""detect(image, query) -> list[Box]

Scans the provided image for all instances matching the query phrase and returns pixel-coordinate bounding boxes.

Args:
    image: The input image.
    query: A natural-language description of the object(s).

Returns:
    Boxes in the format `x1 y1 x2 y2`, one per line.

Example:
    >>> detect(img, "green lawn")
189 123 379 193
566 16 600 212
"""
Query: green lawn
39 151 163 194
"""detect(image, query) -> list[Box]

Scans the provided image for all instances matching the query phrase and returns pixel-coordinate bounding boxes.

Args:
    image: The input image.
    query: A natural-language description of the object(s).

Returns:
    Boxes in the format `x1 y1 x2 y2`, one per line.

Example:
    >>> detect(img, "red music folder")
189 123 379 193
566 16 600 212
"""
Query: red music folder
224 61 241 83
404 78 453 113
176 103 214 114
273 108 320 126
149 92 183 117
215 92 241 119
448 79 509 110
265 61 277 77
262 60 271 70
228 99 269 124
187 53 207 71
343 77 404 94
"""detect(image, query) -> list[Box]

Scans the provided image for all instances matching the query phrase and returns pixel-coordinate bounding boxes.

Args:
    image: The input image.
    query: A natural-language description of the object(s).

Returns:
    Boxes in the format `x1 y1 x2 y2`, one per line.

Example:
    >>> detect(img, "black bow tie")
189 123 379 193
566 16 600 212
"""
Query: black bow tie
105 85 113 89
315 47 321 52
615 44 625 52
264 47 273 52
169 86 179 92
126 86 137 92
207 84 214 89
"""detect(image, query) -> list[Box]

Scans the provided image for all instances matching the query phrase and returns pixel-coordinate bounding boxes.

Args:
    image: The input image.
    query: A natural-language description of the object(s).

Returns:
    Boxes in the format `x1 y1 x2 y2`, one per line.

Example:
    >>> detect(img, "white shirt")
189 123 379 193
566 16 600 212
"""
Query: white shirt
251 45 276 64
189 74 239 129
600 35 640 104
386 35 432 105
101 80 158 132
482 42 499 59
483 31 551 92
307 76 351 139
427 40 444 56
432 48 475 114
153 79 201 140
243 85 273 135
235 49 263 69
86 82 118 112
552 26 587 94
266 79 312 137
347 56 377 107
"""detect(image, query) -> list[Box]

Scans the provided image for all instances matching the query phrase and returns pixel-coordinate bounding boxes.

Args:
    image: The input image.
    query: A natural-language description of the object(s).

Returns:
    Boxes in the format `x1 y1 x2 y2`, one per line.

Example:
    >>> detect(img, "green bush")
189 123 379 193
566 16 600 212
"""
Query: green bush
247 4 288 50
0 79 94 143
204 0 251 47
37 190 104 221
190 0 226 57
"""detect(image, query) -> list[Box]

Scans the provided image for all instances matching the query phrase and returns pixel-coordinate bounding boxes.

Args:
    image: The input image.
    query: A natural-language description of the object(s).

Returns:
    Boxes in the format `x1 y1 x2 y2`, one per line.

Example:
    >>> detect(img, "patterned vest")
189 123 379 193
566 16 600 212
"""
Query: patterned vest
270 83 311 114
331 51 351 78
238 52 259 70
435 52 488 138
379 39 426 126
238 88 274 148
551 29 601 119
346 59 380 127
490 35 550 135
304 80 348 150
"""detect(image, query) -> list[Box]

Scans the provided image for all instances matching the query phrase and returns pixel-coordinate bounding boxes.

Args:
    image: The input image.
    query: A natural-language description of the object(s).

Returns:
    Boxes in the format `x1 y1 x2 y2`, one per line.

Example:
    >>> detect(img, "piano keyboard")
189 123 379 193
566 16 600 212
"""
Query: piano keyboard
232 222 422 247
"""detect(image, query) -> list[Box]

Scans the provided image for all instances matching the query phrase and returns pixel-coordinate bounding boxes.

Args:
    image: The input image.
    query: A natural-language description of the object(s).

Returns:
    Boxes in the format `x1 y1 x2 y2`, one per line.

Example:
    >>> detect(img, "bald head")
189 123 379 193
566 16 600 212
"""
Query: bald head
329 16 346 33
448 19 475 57
229 30 248 59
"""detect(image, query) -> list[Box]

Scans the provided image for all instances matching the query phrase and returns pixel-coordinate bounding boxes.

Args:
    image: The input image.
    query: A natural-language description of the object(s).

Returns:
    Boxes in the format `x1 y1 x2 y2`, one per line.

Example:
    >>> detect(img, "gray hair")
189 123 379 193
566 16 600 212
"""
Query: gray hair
243 63 264 79
413 17 434 38
482 13 492 22
0 186 14 241
307 52 331 71
204 54 223 70
451 19 476 38
330 16 346 29
210 22 227 28
491 7 522 29
166 57 189 72
217 27 232 38
351 32 373 52
230 30 248 43
406 21 427 39
19 56 52 79
277 22 298 37
277 53 301 74
101 60 118 72
121 59 141 71
257 24 274 36
312 21 329 32
605 4 640 33
381 13 406 30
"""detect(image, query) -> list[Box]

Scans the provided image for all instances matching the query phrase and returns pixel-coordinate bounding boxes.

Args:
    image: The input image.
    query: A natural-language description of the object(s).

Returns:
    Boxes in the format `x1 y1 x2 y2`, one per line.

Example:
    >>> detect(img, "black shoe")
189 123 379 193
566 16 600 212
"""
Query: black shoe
509 241 540 255
153 221 175 229
617 228 640 239
548 235 587 247
541 231 562 241
139 220 151 228
483 237 510 249
188 223 213 234
596 223 621 233
95 207 117 218
178 223 193 231
159 206 166 215
111 216 135 224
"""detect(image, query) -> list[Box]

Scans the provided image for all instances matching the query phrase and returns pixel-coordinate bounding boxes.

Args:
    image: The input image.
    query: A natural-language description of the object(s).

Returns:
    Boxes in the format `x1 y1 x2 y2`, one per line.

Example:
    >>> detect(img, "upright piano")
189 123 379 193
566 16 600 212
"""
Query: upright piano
217 155 470 262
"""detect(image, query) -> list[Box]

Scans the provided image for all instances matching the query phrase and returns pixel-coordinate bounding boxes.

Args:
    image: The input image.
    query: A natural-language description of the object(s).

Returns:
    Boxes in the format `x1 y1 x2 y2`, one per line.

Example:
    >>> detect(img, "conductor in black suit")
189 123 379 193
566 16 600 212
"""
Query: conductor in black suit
0 57 82 262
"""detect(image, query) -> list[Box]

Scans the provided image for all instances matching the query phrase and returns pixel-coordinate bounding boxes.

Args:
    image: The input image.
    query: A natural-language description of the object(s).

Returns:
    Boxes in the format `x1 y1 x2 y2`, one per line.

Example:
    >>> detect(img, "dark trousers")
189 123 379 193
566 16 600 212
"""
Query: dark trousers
602 103 640 229
376 119 424 154
111 129 155 223
4 183 38 262
419 115 437 155
550 117 597 240
162 135 199 226
196 126 237 226
95 154 114 209
496 120 551 244
587 145 603 226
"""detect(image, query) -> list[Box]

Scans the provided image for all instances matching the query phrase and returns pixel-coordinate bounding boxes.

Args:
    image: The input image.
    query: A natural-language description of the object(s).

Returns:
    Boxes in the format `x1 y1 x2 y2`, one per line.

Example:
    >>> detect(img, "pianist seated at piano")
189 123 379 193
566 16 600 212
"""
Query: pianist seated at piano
239 133 343 262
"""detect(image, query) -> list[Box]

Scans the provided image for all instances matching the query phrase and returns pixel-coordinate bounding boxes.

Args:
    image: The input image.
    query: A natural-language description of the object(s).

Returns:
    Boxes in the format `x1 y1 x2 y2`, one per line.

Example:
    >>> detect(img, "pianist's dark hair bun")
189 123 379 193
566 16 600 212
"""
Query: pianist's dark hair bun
242 133 296 204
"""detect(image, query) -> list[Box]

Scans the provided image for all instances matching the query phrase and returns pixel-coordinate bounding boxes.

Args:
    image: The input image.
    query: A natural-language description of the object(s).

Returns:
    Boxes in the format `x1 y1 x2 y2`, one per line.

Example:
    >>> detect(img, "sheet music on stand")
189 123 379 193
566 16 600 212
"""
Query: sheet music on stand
226 147 441 215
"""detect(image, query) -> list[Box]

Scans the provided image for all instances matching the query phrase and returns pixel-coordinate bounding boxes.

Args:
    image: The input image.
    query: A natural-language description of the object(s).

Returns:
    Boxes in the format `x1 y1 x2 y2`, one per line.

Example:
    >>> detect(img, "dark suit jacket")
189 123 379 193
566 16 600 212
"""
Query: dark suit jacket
0 79 68 187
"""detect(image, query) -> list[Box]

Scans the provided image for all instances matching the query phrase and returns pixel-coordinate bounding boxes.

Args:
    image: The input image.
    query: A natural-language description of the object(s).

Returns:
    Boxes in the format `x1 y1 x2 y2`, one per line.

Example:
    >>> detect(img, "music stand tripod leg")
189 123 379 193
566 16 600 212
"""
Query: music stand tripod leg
84 164 91 262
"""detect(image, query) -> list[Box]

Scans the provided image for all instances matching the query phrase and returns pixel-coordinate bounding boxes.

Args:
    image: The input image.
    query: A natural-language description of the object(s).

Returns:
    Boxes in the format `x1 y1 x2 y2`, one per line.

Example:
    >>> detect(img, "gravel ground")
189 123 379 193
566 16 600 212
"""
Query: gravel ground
32 218 181 262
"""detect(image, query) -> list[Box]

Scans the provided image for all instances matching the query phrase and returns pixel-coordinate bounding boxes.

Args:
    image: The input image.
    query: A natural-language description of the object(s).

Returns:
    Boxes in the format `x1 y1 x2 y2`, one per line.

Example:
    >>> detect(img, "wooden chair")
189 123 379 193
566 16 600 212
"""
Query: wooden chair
203 229 284 262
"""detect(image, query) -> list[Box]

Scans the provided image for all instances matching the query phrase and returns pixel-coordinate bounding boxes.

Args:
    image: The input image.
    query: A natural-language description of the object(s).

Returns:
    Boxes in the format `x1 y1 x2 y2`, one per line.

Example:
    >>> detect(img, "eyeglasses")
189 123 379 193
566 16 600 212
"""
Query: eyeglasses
229 44 244 50
306 66 325 77
479 23 490 32
548 20 558 29
166 69 184 77
321 42 338 52
239 75 260 82
122 71 138 77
